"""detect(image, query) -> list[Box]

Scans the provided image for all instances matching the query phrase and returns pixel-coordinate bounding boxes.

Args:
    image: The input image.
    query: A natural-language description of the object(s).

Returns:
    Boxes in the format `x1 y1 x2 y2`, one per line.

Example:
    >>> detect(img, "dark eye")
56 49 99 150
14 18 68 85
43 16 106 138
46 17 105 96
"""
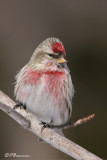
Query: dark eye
48 54 59 59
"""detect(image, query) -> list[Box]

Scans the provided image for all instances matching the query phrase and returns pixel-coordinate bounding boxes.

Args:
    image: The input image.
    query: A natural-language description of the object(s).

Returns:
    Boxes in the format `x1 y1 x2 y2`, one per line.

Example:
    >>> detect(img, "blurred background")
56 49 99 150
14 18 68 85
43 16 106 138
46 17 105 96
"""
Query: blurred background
0 0 107 159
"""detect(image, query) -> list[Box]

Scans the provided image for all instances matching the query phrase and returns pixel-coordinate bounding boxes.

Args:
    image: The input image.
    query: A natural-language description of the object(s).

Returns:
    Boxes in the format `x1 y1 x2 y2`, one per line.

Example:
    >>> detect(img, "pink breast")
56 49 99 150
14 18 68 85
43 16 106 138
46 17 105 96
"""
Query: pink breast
24 69 66 100
44 71 65 98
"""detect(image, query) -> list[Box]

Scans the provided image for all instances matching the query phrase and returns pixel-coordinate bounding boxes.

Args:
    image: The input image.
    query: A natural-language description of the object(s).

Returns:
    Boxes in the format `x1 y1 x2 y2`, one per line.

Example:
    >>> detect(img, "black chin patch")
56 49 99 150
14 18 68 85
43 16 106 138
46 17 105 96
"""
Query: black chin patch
57 63 70 72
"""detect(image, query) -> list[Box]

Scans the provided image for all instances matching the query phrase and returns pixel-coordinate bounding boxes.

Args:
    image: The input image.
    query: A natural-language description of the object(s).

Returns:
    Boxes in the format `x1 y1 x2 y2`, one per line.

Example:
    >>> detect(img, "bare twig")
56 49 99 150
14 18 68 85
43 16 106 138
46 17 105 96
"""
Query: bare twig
45 114 95 129
73 114 95 126
0 90 102 160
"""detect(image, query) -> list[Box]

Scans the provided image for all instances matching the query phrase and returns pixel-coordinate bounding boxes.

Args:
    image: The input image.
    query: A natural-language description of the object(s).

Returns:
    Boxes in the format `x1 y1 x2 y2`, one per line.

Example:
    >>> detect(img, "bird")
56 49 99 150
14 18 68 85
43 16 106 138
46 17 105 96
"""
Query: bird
14 37 74 136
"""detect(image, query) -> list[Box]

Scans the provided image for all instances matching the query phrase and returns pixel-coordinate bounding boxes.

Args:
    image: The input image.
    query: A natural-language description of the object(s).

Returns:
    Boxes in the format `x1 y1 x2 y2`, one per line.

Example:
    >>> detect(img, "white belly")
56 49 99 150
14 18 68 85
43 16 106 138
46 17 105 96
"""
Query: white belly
15 70 74 125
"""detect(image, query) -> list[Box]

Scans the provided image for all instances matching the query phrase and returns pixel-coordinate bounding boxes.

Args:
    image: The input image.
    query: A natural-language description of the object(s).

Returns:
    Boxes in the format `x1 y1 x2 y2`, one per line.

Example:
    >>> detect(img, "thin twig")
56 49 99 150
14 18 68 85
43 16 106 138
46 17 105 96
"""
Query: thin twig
0 90 102 160
44 114 95 129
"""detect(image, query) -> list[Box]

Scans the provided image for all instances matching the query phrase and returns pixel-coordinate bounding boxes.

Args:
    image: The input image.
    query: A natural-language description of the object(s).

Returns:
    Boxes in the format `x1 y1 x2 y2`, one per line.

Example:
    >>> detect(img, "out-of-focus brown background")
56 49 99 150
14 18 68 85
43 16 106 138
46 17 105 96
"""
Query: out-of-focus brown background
0 0 107 160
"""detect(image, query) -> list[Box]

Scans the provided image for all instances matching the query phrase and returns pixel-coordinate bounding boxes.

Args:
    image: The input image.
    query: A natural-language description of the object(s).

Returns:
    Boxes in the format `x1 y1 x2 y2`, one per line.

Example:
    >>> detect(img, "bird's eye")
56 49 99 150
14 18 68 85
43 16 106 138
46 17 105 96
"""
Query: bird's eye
48 54 59 59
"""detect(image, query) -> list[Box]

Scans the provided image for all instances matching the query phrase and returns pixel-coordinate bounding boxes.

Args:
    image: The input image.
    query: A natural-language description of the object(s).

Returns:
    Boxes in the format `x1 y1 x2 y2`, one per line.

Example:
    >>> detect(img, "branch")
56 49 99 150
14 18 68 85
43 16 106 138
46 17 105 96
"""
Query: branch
44 114 95 129
0 90 102 160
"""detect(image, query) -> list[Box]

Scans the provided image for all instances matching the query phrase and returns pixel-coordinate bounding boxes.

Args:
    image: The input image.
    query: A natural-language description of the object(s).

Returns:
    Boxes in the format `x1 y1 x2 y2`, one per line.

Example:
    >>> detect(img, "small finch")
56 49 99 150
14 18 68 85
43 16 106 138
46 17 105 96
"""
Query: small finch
14 38 74 136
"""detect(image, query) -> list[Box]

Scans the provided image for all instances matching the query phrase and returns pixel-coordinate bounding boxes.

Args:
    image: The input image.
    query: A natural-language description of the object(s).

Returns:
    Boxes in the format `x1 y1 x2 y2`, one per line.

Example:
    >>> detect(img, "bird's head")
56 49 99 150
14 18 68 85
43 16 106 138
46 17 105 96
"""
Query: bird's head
29 38 69 72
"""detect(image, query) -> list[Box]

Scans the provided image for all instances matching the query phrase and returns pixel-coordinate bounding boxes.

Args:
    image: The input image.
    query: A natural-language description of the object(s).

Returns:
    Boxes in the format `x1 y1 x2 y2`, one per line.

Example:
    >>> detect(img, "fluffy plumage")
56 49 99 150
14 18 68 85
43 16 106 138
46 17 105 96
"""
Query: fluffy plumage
14 38 74 128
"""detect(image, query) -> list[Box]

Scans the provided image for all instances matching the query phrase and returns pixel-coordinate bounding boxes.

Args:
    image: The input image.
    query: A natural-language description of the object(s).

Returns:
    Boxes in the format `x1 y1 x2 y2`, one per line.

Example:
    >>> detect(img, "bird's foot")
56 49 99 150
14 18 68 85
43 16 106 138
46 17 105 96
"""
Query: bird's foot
40 122 51 132
13 102 26 110
40 121 67 132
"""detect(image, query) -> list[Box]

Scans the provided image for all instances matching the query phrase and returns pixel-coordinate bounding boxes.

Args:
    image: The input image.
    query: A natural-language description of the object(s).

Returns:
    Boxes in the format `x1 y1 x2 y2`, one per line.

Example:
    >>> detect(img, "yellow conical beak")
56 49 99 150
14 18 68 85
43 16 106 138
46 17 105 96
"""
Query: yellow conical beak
58 57 67 64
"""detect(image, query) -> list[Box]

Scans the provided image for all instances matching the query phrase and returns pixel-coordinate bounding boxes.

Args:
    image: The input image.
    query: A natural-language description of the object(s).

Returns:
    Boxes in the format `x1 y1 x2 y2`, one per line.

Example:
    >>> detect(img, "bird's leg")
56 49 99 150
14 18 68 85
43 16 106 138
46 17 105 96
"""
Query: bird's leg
40 121 64 132
40 122 51 132
13 101 26 110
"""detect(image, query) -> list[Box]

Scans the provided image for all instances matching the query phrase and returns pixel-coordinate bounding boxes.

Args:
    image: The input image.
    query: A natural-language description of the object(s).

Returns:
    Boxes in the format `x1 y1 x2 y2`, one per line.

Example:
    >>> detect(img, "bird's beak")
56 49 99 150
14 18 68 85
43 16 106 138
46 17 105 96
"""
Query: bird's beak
58 57 67 64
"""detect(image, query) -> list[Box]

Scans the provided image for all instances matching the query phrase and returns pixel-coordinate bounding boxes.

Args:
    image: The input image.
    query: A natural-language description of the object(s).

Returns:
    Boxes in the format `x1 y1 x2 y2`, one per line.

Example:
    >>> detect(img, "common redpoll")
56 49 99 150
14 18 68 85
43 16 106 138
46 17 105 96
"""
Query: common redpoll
14 38 74 135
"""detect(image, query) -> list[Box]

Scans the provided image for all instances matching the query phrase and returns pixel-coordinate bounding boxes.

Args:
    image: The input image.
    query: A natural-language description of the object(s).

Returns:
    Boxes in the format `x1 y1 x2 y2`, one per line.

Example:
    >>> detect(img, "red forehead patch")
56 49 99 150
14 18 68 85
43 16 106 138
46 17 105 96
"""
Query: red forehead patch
52 42 65 54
